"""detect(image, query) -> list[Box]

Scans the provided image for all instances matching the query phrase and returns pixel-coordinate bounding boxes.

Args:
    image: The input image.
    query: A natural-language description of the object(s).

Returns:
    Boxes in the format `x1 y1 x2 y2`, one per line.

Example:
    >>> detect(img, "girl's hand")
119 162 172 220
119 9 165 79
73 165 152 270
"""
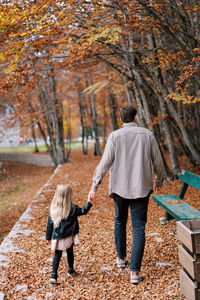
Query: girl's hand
47 240 51 244
88 190 95 202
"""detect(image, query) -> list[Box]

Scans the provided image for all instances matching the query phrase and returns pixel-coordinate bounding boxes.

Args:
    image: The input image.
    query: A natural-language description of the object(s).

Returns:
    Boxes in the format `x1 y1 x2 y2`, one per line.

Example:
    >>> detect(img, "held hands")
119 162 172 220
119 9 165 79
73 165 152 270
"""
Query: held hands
154 184 161 193
154 186 160 193
88 190 96 203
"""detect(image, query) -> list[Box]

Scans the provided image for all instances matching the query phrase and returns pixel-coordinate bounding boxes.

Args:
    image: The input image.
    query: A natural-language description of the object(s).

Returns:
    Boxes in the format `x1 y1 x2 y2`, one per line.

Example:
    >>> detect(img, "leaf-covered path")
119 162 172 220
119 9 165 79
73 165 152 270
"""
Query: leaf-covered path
1 150 199 299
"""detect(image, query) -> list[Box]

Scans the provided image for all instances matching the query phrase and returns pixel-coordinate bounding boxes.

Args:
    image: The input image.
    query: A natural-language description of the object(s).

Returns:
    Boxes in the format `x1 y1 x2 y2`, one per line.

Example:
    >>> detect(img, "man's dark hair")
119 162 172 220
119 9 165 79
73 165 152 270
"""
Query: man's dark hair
120 106 137 123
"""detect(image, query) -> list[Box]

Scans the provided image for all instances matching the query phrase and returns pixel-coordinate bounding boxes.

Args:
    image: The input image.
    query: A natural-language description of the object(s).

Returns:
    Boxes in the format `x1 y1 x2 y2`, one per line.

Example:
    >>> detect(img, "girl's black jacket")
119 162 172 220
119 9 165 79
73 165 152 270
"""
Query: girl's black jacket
46 202 92 240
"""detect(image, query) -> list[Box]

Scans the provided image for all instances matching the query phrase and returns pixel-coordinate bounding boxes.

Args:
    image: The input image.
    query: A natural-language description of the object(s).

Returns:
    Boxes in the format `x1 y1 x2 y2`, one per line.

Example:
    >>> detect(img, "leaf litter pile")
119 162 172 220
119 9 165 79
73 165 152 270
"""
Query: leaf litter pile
0 150 200 299
0 161 54 244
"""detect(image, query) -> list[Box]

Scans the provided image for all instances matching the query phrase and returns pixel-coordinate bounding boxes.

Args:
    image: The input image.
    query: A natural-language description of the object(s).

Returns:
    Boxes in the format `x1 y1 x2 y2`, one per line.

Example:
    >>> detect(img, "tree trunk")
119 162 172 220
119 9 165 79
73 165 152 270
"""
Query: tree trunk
131 82 147 127
26 96 57 165
39 84 59 165
108 92 118 131
157 93 180 177
65 103 71 162
166 96 200 166
31 121 39 153
77 88 88 155
47 65 66 164
154 124 170 178
102 95 107 147
147 33 180 177
171 120 197 166
87 74 101 156
91 90 101 156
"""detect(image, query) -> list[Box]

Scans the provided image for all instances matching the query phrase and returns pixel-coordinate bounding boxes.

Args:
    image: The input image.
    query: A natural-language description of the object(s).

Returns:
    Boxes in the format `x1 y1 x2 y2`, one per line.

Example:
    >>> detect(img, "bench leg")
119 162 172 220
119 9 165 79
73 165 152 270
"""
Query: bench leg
165 212 173 221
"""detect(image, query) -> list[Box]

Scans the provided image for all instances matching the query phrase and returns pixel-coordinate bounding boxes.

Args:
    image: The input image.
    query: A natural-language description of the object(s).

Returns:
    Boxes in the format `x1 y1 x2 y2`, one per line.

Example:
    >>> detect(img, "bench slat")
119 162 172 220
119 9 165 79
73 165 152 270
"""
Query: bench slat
153 194 200 220
179 170 200 190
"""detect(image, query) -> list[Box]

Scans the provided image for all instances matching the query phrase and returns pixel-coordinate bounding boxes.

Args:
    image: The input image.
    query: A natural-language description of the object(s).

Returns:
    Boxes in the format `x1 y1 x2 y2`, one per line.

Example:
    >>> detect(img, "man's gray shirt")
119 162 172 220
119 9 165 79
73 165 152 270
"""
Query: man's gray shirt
91 123 164 199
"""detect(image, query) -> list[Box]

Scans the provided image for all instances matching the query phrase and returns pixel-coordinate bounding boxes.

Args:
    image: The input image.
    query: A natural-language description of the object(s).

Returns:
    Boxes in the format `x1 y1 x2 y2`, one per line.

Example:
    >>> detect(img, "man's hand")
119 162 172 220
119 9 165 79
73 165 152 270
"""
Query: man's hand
154 185 161 193
88 190 96 202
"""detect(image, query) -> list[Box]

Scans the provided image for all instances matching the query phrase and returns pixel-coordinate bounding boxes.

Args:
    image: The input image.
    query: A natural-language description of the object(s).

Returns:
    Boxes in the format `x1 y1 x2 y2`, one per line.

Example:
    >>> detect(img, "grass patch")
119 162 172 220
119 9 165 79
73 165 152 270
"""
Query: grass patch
0 182 26 196
0 182 27 212
0 141 90 152
0 161 53 243
0 144 47 152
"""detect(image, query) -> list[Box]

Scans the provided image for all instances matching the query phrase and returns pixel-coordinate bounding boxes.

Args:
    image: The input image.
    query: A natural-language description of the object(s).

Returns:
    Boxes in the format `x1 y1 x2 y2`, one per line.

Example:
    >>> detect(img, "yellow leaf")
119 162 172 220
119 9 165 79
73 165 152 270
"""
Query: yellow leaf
0 54 6 61
83 81 108 94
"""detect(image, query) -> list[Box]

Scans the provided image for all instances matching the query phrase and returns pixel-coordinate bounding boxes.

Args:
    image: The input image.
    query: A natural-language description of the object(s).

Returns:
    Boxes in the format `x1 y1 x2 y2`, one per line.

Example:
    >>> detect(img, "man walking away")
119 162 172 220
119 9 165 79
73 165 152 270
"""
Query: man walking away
88 106 164 284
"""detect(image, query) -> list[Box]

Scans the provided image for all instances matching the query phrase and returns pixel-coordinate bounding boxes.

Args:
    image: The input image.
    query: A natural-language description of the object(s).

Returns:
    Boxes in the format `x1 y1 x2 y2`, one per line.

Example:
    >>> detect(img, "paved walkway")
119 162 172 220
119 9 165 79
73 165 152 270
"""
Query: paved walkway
0 153 181 299
0 152 55 166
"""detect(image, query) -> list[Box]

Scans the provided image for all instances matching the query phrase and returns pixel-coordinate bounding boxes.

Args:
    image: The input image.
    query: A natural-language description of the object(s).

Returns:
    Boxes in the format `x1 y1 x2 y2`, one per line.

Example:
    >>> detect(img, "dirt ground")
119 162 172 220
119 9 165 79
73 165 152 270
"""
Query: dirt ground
0 161 54 243
1 150 200 299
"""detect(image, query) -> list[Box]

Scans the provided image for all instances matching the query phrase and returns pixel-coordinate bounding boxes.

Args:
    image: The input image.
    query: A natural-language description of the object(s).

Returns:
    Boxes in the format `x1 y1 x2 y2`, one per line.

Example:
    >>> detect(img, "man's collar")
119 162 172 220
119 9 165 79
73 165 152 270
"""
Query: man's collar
122 122 138 128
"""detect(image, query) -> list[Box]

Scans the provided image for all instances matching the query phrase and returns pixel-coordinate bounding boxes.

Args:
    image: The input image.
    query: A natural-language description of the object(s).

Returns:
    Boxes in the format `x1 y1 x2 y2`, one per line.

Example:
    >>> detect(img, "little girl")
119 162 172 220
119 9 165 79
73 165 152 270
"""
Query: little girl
46 183 92 284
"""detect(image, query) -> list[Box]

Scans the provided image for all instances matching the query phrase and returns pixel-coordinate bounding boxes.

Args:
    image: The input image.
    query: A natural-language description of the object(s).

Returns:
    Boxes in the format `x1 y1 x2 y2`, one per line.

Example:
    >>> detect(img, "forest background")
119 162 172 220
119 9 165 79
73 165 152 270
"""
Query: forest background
0 0 200 177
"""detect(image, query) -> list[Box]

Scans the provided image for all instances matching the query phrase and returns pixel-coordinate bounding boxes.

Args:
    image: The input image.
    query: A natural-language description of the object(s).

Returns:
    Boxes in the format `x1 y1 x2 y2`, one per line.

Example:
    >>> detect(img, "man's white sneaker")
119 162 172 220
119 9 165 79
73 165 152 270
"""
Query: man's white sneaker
130 271 143 284
116 257 126 268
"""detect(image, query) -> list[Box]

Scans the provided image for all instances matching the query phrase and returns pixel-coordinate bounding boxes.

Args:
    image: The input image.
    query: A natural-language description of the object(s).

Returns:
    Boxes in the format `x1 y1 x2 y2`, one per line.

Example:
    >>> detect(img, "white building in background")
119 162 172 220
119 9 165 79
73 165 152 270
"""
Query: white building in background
0 105 20 147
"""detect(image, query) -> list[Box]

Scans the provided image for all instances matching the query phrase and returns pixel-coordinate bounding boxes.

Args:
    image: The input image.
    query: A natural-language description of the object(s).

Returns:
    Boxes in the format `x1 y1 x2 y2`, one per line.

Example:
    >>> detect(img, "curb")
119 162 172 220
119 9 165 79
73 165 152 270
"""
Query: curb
0 153 55 167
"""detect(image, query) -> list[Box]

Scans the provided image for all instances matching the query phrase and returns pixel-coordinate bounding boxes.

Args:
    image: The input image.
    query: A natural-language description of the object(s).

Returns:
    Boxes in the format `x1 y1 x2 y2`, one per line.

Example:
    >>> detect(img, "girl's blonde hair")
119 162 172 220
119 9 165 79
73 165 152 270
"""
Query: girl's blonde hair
50 184 72 228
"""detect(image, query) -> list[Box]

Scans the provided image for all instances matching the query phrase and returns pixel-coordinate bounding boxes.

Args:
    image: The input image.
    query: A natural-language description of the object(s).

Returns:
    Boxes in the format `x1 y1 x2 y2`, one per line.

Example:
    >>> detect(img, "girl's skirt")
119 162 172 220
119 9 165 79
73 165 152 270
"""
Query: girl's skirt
51 234 80 251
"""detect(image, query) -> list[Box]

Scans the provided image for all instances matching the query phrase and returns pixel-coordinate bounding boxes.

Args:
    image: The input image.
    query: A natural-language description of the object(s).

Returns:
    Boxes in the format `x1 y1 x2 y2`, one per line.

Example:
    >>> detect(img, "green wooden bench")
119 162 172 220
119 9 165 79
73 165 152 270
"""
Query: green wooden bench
153 170 200 221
